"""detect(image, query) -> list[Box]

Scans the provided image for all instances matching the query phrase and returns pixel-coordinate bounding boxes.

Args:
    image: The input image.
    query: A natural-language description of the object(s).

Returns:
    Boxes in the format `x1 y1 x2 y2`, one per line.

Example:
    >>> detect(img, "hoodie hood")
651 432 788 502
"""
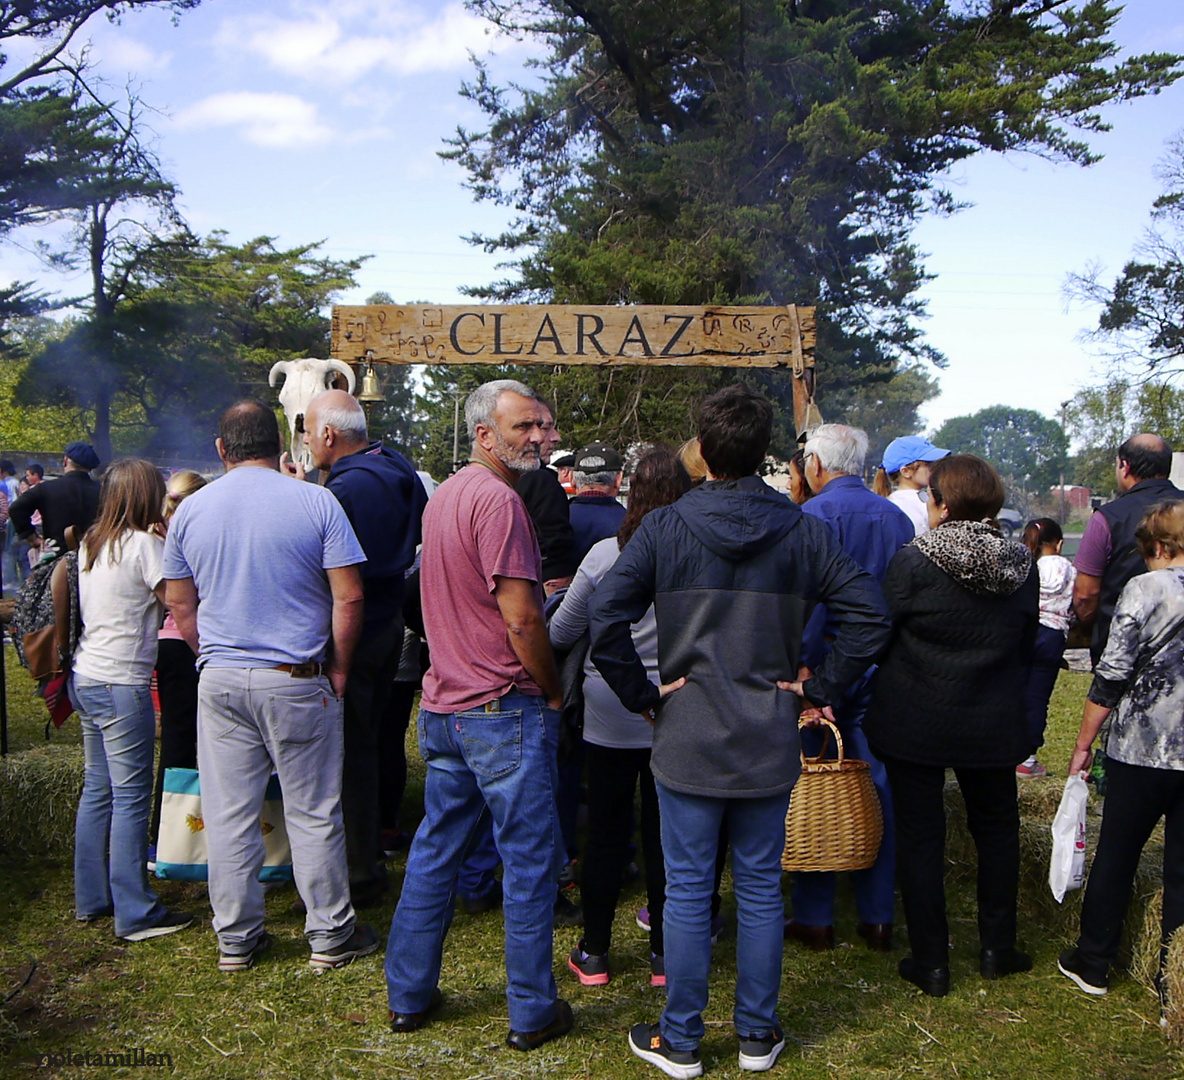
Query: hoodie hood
914 519 1033 596
673 476 798 562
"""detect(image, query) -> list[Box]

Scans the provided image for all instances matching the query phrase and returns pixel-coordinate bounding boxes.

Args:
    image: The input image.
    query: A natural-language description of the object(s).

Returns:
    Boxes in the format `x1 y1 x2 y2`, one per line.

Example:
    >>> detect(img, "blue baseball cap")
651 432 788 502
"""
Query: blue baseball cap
881 436 949 474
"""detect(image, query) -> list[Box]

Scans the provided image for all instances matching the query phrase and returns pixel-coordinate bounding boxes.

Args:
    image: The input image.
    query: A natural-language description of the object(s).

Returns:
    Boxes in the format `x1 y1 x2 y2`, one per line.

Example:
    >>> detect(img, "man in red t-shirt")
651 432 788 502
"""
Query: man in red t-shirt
385 379 572 1052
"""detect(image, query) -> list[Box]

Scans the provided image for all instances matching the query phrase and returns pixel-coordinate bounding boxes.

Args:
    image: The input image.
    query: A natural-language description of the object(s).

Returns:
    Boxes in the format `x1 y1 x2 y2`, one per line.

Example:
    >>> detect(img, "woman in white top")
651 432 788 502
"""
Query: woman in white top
70 459 193 941
873 436 950 537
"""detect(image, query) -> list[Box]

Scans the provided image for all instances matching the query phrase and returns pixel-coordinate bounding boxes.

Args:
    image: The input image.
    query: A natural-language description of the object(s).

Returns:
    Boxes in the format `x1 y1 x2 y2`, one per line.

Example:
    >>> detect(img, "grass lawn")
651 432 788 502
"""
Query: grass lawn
1 660 1179 1079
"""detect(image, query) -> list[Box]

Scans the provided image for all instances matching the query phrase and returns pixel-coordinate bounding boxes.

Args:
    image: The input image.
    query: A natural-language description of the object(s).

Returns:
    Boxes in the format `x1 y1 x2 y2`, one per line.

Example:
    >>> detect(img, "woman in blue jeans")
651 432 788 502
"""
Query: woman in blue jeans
70 459 193 941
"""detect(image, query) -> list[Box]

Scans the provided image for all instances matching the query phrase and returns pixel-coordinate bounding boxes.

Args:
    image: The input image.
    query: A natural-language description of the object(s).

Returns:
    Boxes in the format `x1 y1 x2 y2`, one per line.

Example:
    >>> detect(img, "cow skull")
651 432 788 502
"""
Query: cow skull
268 358 357 471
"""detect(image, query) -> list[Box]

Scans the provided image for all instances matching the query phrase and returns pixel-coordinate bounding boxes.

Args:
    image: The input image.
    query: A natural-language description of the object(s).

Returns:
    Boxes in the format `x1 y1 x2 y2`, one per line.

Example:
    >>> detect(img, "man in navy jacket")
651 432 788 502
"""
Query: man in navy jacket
786 423 914 954
589 385 890 1079
301 390 427 906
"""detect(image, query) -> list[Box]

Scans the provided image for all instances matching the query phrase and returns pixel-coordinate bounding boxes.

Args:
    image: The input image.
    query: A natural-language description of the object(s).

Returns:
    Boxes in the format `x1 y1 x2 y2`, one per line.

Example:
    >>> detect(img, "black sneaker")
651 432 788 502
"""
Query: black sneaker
567 944 610 986
461 880 503 916
120 910 195 943
1058 948 1108 996
738 1026 786 1072
628 1022 703 1079
309 923 379 973
554 893 584 927
219 932 273 973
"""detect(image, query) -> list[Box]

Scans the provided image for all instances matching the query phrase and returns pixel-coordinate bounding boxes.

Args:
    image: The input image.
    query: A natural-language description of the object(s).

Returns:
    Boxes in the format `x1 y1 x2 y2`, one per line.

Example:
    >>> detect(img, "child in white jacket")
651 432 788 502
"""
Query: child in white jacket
1018 518 1076 777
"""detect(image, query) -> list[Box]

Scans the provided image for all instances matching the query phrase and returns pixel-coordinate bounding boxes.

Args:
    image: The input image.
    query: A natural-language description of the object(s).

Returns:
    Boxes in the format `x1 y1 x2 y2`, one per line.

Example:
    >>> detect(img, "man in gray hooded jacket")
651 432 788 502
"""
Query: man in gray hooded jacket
589 383 891 1078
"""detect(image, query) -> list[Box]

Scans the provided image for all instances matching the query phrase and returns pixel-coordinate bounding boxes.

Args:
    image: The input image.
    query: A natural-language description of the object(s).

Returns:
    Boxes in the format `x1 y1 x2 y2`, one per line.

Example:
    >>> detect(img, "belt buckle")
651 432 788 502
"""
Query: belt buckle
289 662 317 678
484 697 502 713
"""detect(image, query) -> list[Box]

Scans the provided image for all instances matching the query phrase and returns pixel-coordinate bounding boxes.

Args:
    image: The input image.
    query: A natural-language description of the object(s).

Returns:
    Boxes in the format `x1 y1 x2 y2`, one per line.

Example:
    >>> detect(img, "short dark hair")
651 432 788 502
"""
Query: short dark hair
219 401 281 464
25 462 43 479
928 454 1005 523
1118 434 1172 480
697 383 773 480
0 460 14 476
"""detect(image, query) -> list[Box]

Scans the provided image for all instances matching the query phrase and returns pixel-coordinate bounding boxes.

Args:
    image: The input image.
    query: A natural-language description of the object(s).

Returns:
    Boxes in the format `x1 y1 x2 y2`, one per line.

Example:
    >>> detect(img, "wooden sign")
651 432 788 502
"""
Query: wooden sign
331 304 815 371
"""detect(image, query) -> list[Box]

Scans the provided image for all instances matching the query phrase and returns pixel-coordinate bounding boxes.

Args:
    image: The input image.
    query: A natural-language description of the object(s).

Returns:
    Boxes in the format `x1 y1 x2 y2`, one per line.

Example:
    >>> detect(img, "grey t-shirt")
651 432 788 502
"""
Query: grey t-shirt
162 466 365 668
1091 566 1184 771
550 536 658 749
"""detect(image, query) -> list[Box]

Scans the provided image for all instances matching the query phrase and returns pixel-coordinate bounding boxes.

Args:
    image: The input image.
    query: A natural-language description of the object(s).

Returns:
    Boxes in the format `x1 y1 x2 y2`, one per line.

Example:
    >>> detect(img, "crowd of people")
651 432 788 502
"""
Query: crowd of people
19 378 1184 1075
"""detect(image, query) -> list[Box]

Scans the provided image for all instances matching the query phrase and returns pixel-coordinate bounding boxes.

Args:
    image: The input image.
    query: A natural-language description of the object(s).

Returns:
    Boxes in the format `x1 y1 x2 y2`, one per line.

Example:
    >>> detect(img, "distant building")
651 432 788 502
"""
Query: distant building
1050 485 1092 511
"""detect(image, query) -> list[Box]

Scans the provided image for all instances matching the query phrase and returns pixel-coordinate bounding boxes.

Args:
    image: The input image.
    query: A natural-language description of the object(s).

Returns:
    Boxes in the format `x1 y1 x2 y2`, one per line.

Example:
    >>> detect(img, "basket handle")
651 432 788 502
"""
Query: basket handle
799 714 845 767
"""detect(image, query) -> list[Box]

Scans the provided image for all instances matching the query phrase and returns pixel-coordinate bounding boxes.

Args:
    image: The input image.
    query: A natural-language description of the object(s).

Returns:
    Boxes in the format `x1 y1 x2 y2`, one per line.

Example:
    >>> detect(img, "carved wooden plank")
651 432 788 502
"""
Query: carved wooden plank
331 304 815 369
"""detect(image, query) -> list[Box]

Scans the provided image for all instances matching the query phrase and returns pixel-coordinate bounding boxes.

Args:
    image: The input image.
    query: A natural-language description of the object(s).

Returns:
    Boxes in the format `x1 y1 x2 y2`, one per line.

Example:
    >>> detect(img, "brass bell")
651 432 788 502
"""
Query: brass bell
356 354 386 403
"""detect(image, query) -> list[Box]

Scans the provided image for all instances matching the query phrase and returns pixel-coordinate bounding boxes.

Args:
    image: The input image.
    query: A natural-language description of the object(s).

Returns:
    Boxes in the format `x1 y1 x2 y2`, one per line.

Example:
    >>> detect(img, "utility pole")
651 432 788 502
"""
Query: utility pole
451 391 465 475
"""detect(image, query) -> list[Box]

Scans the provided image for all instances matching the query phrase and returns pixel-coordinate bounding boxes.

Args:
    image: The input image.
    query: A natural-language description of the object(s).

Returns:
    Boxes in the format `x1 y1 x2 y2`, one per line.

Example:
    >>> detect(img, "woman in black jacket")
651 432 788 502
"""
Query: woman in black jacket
864 454 1039 997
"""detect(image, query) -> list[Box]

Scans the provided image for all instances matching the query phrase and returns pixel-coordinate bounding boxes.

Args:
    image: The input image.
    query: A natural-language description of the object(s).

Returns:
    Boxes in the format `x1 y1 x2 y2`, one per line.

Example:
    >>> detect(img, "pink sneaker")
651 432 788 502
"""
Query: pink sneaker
1016 761 1048 779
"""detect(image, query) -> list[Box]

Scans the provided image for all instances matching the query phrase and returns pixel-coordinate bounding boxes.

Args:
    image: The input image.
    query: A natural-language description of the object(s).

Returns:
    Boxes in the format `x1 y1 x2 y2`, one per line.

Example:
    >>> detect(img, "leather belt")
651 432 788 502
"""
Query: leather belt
274 662 322 678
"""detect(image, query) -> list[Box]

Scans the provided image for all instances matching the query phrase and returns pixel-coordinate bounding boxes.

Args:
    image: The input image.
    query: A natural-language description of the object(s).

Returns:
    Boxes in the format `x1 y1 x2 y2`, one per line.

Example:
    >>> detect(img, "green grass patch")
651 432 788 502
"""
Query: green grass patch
1 670 1181 1078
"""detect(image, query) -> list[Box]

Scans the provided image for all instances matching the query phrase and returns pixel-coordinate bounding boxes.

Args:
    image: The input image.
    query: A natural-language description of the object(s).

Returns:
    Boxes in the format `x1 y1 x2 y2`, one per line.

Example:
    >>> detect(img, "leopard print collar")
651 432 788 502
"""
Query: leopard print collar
914 519 1032 596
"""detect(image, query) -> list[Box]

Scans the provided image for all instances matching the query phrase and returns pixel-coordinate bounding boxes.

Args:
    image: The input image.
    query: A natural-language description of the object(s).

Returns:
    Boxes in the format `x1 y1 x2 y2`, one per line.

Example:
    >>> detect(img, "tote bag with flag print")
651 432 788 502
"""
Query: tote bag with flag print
156 767 293 882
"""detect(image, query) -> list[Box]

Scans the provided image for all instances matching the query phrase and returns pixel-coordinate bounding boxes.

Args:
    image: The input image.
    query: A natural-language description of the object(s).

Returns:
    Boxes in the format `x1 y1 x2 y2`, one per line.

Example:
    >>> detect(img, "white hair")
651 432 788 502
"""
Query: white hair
804 423 868 476
465 379 538 440
574 470 619 490
314 395 368 440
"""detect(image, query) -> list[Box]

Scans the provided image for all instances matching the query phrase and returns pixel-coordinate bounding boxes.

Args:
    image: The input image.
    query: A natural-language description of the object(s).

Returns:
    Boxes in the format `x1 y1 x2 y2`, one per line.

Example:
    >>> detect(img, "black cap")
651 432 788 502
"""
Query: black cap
64 442 100 470
574 442 623 473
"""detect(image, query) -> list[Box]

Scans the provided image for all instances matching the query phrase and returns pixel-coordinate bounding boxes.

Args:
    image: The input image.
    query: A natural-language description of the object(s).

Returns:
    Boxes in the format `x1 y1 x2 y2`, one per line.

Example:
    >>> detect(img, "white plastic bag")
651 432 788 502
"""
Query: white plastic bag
1049 773 1089 903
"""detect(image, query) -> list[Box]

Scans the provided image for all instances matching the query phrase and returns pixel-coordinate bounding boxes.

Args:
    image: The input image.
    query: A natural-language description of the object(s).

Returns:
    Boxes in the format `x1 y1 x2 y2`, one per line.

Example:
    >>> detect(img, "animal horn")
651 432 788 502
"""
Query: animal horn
324 359 357 394
268 360 290 387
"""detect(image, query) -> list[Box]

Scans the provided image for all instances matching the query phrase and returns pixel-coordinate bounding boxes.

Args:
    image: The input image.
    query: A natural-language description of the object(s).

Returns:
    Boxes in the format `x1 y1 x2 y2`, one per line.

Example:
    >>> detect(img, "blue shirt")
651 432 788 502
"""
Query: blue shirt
162 466 366 668
801 475 913 671
569 494 626 566
325 441 426 634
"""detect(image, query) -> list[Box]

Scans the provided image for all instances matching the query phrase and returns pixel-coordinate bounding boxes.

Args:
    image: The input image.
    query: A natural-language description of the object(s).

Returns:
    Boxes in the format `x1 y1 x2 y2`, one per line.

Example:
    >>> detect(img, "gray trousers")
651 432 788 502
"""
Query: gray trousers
197 666 355 953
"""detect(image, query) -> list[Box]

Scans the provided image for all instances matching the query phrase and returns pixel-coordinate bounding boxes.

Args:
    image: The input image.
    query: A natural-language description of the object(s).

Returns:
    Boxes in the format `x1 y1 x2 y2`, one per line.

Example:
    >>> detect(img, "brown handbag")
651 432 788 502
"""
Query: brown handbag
22 556 75 680
782 716 884 873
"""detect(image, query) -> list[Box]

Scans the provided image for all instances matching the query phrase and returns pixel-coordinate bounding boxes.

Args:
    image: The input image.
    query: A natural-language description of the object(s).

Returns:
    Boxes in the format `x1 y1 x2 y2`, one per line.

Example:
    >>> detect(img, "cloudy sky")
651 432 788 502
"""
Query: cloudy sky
2 0 1183 434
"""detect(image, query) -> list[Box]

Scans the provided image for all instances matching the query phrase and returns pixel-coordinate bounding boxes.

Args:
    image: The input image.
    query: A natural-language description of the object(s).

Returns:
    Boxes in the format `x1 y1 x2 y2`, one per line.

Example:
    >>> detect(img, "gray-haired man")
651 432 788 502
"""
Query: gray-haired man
384 379 571 1051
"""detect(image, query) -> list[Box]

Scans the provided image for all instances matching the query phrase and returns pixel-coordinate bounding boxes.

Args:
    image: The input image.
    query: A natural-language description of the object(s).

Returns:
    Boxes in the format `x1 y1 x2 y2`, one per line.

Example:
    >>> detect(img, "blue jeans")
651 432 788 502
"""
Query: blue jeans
456 815 500 900
657 782 789 1051
71 678 166 937
791 720 895 926
385 693 562 1032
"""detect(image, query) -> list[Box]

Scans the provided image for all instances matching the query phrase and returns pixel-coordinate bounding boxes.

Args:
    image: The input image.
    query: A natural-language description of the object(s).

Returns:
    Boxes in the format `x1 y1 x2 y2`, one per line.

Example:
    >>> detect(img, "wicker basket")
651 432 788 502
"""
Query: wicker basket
781 717 884 873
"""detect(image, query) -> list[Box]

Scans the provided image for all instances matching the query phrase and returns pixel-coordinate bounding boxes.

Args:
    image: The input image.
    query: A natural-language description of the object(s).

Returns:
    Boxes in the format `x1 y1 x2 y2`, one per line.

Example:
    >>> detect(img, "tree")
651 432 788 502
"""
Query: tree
442 0 1180 454
1070 131 1184 381
932 405 1069 502
0 3 200 236
1064 377 1184 492
832 364 940 475
17 232 367 458
14 89 182 457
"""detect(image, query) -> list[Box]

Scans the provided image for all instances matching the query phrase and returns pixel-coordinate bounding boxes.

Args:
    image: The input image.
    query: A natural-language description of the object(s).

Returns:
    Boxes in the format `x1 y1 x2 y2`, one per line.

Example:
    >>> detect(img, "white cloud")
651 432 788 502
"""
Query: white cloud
214 2 513 85
172 92 333 149
95 37 172 74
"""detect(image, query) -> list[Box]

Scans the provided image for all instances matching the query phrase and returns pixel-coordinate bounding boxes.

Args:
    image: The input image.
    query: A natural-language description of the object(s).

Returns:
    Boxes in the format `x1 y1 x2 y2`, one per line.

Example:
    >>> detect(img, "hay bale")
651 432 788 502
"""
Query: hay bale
1162 927 1184 1042
940 777 1165 953
0 745 83 859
